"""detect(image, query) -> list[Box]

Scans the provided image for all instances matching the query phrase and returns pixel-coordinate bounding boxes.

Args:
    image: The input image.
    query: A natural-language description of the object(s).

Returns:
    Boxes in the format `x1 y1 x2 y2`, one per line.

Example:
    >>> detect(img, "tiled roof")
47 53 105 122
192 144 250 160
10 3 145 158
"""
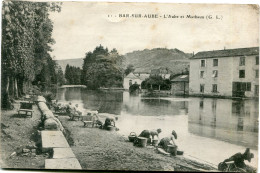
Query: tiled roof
125 73 140 79
125 72 150 80
138 74 150 80
171 75 189 82
191 47 259 59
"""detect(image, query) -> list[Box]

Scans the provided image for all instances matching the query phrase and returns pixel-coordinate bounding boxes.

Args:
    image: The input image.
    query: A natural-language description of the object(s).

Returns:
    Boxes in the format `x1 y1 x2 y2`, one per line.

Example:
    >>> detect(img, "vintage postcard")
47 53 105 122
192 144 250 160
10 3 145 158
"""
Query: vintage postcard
1 0 259 172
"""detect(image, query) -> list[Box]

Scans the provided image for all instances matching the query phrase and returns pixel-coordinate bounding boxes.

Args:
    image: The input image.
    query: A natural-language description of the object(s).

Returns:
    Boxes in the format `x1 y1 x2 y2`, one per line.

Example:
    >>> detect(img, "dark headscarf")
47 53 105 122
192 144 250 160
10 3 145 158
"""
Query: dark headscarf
172 130 177 139
243 148 254 162
157 128 162 133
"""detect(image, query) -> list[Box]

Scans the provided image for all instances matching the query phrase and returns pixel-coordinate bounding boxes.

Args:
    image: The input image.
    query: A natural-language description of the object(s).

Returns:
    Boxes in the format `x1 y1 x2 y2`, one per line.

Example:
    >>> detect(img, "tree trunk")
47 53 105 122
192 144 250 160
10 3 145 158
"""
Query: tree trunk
10 76 15 98
22 80 27 94
6 76 9 94
27 81 30 91
23 80 27 94
19 78 25 96
14 77 18 98
159 85 161 92
2 76 10 109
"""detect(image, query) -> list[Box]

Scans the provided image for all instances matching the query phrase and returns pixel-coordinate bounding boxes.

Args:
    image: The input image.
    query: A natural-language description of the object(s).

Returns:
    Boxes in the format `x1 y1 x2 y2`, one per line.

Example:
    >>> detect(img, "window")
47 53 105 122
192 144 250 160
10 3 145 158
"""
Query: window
200 71 205 78
256 56 259 65
245 106 251 116
129 80 132 86
212 70 218 78
240 82 251 91
200 84 205 93
246 82 251 91
256 70 259 78
239 70 245 78
239 56 245 66
212 100 217 112
213 59 218 66
201 60 206 67
232 102 241 114
255 85 259 95
212 84 218 93
200 100 204 109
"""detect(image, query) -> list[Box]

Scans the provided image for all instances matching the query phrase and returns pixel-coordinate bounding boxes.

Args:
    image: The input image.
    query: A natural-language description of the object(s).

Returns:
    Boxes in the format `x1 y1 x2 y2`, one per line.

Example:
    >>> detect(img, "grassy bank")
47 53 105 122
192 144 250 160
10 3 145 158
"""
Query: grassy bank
57 115 217 171
0 101 48 169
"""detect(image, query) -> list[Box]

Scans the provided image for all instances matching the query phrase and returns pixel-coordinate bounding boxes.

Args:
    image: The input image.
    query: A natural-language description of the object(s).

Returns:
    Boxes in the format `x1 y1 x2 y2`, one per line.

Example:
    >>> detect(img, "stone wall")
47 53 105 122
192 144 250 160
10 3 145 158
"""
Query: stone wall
37 96 64 132
36 96 82 169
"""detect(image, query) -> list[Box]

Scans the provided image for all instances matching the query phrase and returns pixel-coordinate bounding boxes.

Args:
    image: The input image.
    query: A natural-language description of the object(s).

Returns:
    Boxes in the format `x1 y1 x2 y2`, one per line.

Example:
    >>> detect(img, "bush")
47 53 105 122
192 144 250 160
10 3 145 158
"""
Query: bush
129 83 140 93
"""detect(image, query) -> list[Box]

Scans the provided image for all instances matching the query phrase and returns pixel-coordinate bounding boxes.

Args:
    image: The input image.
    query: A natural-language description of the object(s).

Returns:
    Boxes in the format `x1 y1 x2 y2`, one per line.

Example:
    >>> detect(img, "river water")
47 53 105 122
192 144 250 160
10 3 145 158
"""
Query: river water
56 87 258 168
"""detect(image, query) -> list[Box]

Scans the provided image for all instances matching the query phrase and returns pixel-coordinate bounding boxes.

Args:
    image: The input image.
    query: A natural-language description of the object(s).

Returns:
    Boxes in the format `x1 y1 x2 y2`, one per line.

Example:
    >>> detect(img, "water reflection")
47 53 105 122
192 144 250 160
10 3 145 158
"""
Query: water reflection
56 88 258 149
57 88 123 114
81 90 123 115
122 92 188 116
188 98 258 149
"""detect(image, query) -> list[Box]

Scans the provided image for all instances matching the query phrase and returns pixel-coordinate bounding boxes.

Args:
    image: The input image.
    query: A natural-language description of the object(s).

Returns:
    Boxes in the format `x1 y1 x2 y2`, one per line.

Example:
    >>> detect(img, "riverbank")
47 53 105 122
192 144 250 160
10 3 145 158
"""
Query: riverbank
59 85 87 88
0 100 47 169
57 115 218 171
1 103 215 171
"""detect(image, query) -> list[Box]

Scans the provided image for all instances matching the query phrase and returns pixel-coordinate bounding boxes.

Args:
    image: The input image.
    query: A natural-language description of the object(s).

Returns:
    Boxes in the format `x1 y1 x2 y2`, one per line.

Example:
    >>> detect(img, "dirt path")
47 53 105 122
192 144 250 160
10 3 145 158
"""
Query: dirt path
58 116 217 171
0 101 47 169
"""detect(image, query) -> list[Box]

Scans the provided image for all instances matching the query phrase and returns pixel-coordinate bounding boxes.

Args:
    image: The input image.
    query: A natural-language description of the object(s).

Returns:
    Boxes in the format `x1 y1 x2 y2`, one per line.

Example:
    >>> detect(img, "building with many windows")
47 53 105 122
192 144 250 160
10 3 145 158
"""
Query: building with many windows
189 47 259 98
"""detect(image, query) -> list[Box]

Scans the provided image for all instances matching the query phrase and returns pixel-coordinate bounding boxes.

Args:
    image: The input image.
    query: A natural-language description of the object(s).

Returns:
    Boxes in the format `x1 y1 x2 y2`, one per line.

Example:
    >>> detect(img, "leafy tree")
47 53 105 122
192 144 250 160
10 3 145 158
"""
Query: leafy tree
55 65 65 85
1 1 62 108
129 83 140 94
143 75 170 91
65 64 81 85
125 64 135 76
65 64 71 83
82 45 124 89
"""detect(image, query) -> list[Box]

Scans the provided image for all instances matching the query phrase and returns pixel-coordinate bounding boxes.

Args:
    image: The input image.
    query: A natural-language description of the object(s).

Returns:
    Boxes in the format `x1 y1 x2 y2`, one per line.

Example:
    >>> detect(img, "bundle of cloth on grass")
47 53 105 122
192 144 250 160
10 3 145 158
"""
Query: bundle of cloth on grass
51 100 68 114
69 104 83 120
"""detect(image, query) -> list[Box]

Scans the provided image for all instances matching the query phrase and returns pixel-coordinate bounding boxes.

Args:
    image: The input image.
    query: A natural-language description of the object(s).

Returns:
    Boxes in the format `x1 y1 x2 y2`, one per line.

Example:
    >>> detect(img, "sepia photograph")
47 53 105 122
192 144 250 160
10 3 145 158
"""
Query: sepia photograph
0 0 259 172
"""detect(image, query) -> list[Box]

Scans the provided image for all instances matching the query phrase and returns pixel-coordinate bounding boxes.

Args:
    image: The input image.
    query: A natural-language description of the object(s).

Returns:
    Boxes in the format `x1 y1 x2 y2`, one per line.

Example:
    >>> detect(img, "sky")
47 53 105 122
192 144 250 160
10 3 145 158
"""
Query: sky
49 2 259 60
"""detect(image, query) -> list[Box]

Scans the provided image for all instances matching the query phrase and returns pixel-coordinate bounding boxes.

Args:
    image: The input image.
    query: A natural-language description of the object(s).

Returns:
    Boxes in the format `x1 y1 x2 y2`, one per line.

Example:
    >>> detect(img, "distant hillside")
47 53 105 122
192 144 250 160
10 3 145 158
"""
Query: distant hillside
56 48 191 74
124 48 191 74
56 58 84 72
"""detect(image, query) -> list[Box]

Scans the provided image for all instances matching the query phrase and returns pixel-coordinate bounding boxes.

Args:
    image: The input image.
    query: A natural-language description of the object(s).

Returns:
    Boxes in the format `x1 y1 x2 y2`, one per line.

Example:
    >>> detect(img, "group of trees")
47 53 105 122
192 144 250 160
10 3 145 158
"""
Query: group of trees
141 75 171 91
63 45 134 89
82 45 124 89
1 1 63 108
64 64 81 85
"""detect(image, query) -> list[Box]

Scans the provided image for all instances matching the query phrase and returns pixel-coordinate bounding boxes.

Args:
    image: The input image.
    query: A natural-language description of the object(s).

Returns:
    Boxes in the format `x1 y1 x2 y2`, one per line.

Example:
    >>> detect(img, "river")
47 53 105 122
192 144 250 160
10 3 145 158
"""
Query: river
56 87 258 168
